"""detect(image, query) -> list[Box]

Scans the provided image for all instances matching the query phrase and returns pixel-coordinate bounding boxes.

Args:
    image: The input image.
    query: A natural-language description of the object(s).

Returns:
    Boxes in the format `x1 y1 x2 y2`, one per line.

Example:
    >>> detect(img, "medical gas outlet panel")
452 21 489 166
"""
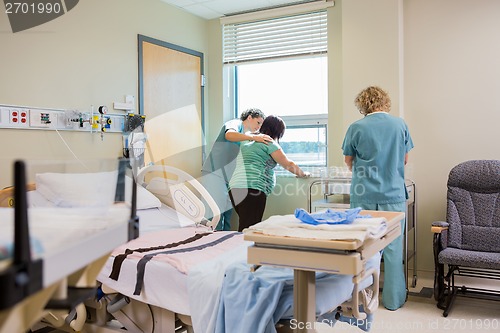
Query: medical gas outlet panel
0 105 125 133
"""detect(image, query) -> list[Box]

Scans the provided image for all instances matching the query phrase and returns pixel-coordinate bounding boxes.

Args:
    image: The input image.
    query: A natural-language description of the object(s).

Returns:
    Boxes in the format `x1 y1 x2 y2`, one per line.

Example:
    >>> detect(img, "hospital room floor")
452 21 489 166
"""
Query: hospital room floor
316 271 500 333
40 272 499 333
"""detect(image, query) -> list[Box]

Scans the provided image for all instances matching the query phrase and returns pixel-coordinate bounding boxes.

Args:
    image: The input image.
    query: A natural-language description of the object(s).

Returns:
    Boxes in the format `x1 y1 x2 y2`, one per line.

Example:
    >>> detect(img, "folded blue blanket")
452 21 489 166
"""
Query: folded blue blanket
294 207 367 225
214 252 381 333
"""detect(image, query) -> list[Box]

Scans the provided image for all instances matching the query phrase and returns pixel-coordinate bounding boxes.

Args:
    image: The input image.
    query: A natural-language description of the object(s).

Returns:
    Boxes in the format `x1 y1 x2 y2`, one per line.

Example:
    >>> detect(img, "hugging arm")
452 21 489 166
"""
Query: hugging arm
225 130 272 144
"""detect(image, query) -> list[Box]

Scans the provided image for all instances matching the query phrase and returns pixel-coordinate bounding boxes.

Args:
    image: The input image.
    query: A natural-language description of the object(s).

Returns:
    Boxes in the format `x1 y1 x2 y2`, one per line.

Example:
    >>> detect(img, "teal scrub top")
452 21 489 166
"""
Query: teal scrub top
229 140 281 196
201 119 243 183
342 112 414 204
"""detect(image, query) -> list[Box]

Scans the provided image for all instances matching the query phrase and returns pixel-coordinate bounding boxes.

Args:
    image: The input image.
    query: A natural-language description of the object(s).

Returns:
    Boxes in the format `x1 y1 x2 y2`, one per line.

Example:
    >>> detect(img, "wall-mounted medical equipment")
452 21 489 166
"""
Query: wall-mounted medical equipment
124 113 146 133
0 104 125 133
122 114 147 168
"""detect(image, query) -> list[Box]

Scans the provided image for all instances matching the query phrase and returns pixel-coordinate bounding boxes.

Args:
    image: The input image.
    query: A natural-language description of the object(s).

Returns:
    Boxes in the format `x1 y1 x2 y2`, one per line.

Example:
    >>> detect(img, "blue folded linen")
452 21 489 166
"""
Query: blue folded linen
294 207 367 225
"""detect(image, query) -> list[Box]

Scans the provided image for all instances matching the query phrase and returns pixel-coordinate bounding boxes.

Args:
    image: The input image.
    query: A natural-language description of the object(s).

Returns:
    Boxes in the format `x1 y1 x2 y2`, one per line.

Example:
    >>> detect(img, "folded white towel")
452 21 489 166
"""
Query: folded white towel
249 214 387 242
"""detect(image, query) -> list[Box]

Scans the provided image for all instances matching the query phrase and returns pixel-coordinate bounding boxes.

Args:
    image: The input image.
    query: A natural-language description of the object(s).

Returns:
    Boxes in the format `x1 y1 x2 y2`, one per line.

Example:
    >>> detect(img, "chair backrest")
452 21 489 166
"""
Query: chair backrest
446 160 500 252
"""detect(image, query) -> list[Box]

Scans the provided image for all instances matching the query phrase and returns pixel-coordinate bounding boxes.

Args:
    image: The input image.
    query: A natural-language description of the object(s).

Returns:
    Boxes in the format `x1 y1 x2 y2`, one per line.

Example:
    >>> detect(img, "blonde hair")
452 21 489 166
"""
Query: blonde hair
354 86 391 115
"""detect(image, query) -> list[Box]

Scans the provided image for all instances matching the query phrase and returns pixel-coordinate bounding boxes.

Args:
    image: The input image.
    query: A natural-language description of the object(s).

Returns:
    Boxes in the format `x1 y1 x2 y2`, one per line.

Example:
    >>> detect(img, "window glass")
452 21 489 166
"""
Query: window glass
280 125 327 167
237 56 327 116
235 56 328 168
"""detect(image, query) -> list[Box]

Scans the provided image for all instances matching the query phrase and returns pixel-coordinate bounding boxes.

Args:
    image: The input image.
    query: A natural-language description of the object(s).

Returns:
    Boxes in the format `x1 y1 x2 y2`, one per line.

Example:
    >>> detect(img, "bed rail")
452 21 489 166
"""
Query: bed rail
0 160 43 311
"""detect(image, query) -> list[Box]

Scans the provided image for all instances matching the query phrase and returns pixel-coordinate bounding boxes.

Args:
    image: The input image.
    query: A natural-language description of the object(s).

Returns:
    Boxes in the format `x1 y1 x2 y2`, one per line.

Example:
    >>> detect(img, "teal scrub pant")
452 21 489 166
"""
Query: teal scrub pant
201 171 233 231
350 201 407 310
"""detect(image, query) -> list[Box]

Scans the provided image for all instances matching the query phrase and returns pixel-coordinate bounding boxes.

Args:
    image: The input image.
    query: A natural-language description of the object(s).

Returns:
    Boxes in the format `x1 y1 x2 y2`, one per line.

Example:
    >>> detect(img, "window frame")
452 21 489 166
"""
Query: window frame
221 8 329 170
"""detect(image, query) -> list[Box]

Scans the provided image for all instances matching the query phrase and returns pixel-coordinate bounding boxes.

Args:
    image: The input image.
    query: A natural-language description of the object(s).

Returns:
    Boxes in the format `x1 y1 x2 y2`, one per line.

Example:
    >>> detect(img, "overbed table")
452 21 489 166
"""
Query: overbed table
244 210 404 333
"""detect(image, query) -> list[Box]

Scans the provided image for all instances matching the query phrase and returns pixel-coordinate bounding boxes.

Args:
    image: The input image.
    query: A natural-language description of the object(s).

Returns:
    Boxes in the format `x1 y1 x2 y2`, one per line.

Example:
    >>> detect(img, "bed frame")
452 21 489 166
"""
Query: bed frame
0 159 135 333
15 163 397 333
76 165 398 333
83 164 219 333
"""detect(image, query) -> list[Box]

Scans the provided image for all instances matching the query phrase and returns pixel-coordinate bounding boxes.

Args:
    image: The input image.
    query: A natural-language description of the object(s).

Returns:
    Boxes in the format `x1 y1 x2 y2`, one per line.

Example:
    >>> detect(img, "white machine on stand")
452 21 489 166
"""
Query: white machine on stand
308 173 417 288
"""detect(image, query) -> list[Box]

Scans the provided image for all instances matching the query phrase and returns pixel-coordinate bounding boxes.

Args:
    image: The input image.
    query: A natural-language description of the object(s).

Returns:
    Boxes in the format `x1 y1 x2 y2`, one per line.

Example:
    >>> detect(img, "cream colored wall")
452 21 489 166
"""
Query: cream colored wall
206 20 224 155
404 0 500 271
206 0 500 273
0 0 208 187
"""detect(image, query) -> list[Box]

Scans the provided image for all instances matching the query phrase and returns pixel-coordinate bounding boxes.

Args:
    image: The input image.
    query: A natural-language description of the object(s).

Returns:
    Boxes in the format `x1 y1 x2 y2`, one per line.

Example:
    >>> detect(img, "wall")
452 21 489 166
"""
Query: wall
206 0 500 273
404 0 500 270
0 0 209 187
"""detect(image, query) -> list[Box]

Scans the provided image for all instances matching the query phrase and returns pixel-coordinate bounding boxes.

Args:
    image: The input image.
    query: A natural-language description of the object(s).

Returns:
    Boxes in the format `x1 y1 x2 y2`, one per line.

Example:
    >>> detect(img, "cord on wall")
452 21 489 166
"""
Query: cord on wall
54 128 89 170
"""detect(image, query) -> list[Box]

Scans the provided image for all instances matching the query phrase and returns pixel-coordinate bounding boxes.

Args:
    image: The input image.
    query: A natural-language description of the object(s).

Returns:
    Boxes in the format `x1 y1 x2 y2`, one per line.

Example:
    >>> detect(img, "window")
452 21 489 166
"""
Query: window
279 122 327 167
222 9 328 169
236 57 327 167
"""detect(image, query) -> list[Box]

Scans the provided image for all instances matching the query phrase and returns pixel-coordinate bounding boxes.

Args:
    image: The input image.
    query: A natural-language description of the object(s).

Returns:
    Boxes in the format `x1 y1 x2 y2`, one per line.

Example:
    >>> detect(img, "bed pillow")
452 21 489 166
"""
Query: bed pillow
35 171 161 209
125 176 162 210
36 171 117 207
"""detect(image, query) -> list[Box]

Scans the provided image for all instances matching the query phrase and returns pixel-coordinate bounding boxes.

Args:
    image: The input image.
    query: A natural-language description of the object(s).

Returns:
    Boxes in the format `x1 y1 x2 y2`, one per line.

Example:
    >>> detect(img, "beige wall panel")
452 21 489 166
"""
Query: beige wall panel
142 41 203 176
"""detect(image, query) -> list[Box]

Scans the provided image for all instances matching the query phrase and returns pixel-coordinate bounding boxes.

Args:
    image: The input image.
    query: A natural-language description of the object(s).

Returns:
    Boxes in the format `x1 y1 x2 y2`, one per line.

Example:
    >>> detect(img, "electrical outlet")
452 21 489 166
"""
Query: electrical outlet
21 110 28 126
11 108 29 126
0 108 30 128
9 109 18 124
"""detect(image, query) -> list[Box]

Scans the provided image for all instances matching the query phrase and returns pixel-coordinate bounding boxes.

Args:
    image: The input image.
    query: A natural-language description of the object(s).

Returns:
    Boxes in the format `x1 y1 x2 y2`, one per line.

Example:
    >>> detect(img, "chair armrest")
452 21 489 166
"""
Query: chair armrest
0 183 36 207
431 221 449 234
432 221 448 303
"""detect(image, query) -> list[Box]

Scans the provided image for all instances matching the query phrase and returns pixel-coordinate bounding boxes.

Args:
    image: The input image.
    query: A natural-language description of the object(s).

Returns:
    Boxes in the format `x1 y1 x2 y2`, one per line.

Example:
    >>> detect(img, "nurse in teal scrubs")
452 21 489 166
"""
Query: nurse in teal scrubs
201 108 271 231
342 86 414 311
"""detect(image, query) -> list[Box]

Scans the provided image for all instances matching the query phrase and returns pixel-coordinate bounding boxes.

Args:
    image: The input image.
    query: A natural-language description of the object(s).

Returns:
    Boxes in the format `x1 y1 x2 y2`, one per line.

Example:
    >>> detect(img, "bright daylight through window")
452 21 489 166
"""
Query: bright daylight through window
223 9 328 170
236 57 327 168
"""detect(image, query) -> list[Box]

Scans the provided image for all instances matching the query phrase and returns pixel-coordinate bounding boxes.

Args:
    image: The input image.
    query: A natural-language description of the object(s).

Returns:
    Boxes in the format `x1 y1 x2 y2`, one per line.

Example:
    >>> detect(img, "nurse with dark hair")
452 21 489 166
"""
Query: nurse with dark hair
201 108 272 231
229 115 310 232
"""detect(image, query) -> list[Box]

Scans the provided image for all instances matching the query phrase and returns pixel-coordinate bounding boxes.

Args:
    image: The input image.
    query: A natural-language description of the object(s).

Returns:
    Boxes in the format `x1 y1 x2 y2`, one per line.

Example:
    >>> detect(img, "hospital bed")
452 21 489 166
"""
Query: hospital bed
82 165 399 333
0 159 133 333
10 164 400 333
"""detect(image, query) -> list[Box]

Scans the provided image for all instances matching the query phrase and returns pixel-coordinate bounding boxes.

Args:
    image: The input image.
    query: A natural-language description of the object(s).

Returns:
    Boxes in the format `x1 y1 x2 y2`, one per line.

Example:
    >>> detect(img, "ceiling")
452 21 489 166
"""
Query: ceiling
160 0 316 20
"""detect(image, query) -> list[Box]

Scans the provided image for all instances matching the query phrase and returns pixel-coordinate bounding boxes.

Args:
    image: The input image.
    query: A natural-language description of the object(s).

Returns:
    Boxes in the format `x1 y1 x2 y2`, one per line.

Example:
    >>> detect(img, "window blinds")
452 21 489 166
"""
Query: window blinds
223 10 327 64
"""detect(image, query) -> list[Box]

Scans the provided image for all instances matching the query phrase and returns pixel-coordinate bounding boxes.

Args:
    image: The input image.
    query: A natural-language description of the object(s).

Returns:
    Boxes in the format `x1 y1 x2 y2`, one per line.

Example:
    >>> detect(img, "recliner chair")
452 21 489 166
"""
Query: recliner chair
431 159 500 317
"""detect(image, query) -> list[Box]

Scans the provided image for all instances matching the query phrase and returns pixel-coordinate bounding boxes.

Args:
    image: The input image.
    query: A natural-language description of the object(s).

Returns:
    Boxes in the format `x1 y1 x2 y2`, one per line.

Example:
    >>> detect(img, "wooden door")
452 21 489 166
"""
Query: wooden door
138 35 204 177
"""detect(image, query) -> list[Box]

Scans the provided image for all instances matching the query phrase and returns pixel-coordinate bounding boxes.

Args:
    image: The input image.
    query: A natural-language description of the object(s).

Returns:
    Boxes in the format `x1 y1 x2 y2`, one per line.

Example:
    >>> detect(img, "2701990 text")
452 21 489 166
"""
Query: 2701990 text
5 2 62 14
440 318 498 330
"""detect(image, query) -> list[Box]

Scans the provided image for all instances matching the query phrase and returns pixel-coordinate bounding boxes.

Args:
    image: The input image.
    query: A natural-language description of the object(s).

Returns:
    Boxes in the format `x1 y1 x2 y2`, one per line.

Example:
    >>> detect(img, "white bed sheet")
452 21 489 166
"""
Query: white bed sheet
0 205 129 257
28 189 196 234
0 204 130 287
137 204 196 234
97 226 247 316
97 225 379 333
24 188 199 299
99 247 192 314
24 189 198 294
